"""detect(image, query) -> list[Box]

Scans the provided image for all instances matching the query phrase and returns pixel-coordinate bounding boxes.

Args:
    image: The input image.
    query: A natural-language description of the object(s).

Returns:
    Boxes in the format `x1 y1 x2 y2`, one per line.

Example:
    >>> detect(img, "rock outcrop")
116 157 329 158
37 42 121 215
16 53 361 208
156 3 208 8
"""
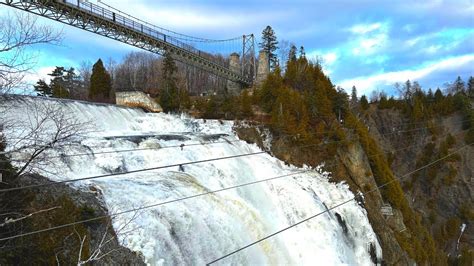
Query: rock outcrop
116 91 163 112
0 174 146 265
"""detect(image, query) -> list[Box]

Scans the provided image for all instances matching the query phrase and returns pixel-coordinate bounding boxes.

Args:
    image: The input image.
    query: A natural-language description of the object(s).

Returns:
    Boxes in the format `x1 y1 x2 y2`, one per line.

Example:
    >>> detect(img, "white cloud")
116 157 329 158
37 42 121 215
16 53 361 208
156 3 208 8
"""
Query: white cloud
425 44 442 54
323 52 338 65
352 33 388 55
349 23 382 35
101 0 282 34
23 66 55 85
349 22 389 56
337 54 474 95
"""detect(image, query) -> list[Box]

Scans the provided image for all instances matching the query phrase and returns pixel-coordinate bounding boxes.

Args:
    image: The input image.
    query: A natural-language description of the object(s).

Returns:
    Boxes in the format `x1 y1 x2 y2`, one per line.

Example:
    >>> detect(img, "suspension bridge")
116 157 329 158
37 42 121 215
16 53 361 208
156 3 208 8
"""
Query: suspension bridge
1 0 269 92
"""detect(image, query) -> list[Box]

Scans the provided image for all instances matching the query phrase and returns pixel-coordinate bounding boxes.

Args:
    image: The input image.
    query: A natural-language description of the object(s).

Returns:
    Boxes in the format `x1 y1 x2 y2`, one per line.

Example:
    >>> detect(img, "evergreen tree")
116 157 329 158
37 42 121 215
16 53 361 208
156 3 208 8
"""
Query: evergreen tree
259 26 278 70
288 45 297 62
403 79 412 100
89 59 114 103
49 66 66 98
427 88 434 101
350 85 358 107
334 87 349 121
33 79 52 97
34 67 80 98
360 95 369 110
299 46 306 58
159 51 180 112
53 83 70 98
64 68 82 91
434 88 443 102
451 76 466 95
240 90 253 117
468 76 474 99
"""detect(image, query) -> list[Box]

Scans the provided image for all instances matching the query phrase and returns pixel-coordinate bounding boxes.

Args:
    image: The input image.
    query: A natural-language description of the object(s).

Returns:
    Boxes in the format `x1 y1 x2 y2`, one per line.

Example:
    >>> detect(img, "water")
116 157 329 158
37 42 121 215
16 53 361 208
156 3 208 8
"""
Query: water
1 96 382 265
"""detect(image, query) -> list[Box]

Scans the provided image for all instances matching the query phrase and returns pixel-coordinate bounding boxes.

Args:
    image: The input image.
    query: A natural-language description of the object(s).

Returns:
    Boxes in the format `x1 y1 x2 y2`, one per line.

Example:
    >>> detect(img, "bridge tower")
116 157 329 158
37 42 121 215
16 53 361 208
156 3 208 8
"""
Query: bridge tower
227 53 242 95
256 50 270 88
241 34 256 84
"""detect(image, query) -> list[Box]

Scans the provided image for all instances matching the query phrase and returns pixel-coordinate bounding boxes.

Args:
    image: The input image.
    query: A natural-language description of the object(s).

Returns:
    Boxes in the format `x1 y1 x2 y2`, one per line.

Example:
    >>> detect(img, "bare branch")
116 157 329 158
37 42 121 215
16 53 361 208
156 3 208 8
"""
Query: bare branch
0 206 60 227
0 11 62 93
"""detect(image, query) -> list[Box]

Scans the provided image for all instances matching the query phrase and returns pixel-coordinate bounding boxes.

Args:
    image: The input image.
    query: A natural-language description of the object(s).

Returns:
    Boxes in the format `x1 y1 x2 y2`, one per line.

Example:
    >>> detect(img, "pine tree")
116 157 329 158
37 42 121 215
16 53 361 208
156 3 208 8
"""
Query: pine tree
240 90 253 117
160 51 180 112
350 85 358 107
288 45 297 62
427 88 434 101
434 88 443 102
49 66 67 98
89 59 114 103
52 82 69 98
468 76 474 99
451 76 465 95
64 68 82 92
259 26 278 70
360 95 369 110
403 80 412 100
34 79 52 97
34 67 84 99
299 46 306 59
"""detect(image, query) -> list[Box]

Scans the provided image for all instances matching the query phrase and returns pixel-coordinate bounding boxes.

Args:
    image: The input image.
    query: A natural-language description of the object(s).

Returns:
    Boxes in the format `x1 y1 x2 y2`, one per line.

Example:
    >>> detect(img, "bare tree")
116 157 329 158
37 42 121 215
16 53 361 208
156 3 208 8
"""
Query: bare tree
75 210 142 265
1 98 89 178
77 60 93 99
0 11 62 94
277 39 292 71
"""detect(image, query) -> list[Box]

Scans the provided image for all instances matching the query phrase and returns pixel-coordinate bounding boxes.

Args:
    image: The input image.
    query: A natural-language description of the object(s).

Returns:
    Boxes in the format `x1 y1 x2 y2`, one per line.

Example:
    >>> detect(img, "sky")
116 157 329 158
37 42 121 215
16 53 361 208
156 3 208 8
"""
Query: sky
1 0 473 96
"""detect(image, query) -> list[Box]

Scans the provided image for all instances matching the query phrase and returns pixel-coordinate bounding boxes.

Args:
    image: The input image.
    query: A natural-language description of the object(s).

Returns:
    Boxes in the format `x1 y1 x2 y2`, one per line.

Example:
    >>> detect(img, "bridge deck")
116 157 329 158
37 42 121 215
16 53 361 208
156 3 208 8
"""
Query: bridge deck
1 0 251 85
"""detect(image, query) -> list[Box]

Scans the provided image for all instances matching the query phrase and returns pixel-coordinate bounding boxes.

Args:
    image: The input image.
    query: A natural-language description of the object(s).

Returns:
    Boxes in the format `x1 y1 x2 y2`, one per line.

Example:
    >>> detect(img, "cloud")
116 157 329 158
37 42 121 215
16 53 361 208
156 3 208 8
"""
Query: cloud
23 66 56 85
337 54 474 95
2 0 473 96
100 0 288 35
323 52 338 65
349 23 382 35
348 22 389 56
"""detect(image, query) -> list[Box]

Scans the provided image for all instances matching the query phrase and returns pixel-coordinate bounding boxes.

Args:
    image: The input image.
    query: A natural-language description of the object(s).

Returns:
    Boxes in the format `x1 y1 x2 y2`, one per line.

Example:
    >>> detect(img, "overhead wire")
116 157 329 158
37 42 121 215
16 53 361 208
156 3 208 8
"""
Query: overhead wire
205 143 473 265
0 135 364 190
0 139 469 242
1 117 468 160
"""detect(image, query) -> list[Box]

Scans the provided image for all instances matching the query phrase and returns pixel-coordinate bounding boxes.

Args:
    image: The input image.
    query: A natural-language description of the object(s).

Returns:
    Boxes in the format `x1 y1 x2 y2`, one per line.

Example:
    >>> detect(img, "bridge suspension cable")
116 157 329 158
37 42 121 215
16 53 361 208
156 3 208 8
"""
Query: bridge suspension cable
0 0 255 84
97 0 243 43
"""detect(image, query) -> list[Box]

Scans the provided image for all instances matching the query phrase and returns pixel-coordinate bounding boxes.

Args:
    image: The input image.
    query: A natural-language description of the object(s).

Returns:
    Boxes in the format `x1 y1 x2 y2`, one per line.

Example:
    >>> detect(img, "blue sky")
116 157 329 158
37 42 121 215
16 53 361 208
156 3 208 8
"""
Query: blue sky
2 0 473 96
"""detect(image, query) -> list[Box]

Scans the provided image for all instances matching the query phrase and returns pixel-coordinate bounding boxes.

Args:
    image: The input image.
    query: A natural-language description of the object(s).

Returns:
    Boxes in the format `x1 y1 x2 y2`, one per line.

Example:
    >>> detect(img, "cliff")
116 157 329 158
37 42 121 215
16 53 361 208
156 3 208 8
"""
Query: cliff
365 107 473 263
235 107 473 264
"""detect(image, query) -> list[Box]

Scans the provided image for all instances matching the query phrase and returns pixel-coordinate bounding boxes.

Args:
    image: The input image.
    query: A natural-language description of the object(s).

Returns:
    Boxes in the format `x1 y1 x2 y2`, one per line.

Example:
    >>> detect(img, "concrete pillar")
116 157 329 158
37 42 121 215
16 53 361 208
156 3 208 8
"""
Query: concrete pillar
227 52 241 95
256 50 270 88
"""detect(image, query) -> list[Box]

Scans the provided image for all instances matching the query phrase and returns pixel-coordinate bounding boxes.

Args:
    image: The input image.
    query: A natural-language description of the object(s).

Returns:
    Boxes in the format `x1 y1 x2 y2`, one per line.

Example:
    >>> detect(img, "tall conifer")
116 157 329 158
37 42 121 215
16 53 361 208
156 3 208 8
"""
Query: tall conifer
89 59 114 103
259 26 279 70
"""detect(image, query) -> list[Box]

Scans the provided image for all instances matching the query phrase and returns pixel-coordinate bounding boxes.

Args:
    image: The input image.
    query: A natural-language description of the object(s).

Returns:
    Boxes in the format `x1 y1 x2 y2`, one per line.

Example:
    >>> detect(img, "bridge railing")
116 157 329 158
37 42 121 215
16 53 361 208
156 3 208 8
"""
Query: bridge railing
59 0 226 68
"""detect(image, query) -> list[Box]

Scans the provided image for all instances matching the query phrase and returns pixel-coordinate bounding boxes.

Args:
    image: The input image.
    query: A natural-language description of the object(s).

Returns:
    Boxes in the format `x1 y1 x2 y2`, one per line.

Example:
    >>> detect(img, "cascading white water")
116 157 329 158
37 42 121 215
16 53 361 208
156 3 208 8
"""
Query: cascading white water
1 96 382 265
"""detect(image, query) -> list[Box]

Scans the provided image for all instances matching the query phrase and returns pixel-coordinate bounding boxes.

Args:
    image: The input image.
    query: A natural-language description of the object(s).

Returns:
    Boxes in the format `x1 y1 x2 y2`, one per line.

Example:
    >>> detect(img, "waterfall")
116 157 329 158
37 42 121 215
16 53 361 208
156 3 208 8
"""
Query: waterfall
1 95 382 265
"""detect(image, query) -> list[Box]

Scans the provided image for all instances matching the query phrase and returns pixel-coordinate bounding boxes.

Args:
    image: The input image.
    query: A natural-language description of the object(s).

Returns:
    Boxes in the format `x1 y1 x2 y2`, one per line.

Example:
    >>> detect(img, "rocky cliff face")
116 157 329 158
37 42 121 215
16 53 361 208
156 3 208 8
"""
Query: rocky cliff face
0 174 146 265
235 125 414 264
365 108 473 262
235 108 473 264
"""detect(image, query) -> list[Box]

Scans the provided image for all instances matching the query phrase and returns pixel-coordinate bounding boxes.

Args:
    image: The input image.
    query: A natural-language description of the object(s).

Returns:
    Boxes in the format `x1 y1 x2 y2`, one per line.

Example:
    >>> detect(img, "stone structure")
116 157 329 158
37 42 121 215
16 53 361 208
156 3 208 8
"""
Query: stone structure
227 53 242 95
116 91 163 112
256 50 270 88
